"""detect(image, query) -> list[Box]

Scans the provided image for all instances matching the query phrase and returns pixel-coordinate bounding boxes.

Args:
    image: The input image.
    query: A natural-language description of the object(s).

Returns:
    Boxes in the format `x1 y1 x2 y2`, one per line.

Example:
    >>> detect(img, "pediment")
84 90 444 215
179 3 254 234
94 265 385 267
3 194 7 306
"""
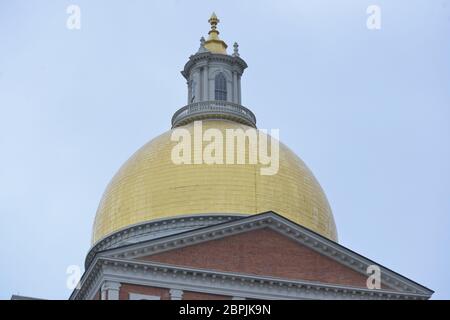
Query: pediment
96 212 433 296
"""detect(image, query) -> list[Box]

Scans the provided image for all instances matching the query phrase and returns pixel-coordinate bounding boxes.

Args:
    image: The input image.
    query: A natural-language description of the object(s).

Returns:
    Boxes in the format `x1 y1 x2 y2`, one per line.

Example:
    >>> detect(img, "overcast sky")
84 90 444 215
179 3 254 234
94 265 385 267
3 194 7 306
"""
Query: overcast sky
0 0 449 299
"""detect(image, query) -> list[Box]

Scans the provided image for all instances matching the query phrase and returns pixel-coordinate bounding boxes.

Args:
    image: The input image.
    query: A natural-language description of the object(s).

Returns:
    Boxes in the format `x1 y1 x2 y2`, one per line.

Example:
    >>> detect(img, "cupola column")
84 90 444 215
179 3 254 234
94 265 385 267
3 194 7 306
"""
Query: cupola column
233 71 238 103
202 64 209 101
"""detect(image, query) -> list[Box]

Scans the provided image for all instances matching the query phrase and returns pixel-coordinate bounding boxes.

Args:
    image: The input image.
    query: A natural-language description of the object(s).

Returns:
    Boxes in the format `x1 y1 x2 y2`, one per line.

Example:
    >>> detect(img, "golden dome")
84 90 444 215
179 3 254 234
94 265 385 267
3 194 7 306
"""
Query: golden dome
92 120 338 244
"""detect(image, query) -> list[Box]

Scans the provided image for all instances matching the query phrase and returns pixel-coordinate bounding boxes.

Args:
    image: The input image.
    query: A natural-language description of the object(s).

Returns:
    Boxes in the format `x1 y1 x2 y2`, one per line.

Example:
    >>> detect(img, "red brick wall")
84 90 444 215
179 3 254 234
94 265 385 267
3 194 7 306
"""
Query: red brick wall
140 228 373 288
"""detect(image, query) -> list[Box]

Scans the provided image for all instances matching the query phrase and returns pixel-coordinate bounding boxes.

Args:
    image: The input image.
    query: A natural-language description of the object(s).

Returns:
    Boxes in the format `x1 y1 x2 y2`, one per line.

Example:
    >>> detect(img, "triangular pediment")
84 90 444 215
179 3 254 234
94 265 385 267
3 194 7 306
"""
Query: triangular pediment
137 227 371 288
96 212 433 297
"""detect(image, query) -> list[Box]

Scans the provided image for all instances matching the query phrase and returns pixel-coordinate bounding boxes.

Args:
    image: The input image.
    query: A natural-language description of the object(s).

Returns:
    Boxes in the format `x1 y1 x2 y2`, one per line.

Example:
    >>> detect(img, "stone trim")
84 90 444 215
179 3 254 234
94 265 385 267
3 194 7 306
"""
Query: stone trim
170 289 184 300
101 281 121 300
182 52 248 80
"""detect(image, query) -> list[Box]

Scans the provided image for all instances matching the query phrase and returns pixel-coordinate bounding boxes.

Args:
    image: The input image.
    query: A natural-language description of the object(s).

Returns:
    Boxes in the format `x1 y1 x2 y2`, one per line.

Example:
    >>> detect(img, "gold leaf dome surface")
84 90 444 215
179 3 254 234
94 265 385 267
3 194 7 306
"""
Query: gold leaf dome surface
92 120 338 244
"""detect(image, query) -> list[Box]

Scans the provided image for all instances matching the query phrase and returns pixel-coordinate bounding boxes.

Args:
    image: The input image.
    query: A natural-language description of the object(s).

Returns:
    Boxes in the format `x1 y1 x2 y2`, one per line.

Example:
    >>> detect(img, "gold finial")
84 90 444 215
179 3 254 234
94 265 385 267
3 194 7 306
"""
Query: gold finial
208 12 220 33
204 12 228 54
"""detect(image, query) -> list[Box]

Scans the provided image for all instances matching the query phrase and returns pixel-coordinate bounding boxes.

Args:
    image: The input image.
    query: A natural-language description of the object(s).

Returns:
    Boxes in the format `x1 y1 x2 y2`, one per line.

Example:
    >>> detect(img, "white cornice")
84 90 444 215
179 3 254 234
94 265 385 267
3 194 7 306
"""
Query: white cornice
182 52 248 80
71 257 431 301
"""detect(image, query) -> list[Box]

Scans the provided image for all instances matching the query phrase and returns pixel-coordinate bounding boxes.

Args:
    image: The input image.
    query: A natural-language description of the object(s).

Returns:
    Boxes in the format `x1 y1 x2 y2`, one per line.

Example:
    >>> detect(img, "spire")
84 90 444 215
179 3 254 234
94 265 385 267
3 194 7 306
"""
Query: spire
197 37 208 53
204 12 228 54
208 12 220 34
233 42 240 57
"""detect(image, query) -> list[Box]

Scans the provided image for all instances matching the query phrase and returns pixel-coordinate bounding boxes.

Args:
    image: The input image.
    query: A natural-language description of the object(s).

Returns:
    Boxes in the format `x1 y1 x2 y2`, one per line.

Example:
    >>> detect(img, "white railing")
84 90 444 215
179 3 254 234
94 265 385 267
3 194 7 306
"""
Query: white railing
171 101 257 128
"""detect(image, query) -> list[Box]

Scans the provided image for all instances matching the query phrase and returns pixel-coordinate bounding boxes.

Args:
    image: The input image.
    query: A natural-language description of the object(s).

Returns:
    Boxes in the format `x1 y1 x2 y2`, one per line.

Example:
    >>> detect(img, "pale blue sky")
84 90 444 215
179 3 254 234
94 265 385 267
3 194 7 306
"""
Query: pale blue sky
0 0 449 299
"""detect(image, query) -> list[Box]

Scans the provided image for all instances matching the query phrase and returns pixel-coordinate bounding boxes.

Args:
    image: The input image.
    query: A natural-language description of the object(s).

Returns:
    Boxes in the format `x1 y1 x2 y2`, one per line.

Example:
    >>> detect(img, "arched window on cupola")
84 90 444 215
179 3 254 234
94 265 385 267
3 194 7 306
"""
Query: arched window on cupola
214 72 227 101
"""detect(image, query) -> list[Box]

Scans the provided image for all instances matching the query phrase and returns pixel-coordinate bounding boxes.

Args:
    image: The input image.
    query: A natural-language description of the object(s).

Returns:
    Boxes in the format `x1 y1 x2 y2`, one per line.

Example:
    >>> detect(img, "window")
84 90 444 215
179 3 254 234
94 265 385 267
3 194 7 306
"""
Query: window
215 72 227 101
190 80 196 103
129 293 161 300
